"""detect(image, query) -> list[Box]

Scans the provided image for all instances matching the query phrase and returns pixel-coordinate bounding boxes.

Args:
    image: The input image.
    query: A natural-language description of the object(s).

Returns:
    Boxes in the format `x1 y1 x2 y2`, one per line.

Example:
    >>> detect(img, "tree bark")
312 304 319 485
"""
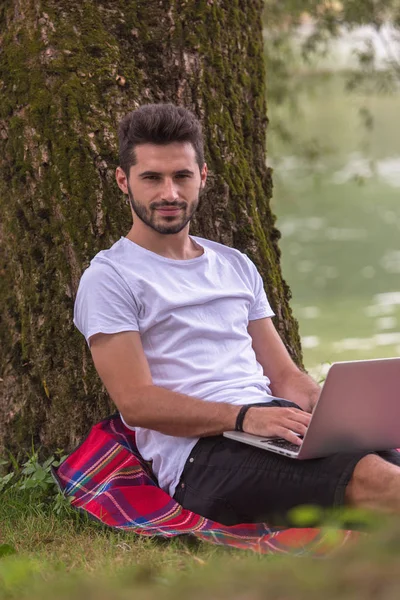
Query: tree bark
0 0 302 456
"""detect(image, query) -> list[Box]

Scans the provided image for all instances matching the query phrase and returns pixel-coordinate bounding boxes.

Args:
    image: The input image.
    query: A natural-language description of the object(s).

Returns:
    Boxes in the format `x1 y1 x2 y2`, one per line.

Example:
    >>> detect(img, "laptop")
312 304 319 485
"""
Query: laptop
223 357 400 459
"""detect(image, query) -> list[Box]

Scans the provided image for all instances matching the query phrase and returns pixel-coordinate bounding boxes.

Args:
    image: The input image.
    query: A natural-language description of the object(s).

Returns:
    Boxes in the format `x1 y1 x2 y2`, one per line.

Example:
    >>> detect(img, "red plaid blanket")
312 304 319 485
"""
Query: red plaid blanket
54 414 358 555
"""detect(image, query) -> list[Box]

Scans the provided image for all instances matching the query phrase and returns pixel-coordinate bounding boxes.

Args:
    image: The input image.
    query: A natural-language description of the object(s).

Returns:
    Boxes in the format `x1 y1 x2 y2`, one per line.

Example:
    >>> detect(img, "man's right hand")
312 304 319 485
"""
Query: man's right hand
243 406 311 445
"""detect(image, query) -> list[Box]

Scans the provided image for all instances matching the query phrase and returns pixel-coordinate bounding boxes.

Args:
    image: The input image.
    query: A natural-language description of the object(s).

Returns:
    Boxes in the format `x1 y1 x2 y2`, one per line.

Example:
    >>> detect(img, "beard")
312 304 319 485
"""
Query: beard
127 184 202 235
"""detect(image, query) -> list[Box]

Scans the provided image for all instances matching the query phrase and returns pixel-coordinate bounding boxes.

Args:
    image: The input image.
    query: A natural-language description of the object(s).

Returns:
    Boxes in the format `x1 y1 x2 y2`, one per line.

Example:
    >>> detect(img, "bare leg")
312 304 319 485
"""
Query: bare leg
345 454 400 514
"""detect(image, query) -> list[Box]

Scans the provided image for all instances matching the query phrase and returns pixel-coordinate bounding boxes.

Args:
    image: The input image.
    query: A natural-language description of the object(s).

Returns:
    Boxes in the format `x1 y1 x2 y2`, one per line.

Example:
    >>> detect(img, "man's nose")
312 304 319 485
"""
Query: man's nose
161 178 179 202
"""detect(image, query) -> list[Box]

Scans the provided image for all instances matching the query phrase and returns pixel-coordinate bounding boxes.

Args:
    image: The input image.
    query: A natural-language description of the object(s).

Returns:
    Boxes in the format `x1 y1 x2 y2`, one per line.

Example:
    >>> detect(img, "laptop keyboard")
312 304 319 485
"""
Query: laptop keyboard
260 437 301 453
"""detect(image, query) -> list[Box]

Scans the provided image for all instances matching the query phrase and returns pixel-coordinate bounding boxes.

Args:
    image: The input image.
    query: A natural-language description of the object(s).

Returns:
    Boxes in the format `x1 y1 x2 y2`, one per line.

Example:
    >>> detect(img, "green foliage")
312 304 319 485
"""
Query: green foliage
263 0 400 161
0 449 73 516
0 465 14 493
264 0 400 52
288 503 380 531
0 544 17 558
3 518 400 600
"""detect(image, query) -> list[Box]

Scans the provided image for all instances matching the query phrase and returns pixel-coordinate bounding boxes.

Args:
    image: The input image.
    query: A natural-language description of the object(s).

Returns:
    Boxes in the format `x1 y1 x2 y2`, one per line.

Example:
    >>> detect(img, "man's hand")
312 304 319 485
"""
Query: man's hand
243 406 312 445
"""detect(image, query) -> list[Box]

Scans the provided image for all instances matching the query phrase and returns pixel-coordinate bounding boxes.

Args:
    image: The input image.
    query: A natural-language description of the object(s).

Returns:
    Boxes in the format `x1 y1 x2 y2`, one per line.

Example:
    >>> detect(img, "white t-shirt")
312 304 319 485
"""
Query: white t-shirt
74 235 275 496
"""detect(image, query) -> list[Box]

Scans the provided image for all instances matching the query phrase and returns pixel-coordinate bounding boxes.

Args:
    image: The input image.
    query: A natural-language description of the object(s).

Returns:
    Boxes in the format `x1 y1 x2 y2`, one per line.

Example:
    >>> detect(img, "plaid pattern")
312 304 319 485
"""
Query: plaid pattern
54 414 358 555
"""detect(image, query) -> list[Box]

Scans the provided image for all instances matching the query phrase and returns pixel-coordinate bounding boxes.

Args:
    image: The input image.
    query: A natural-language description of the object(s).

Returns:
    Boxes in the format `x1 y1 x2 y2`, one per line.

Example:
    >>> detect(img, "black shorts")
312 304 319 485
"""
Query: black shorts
173 399 400 525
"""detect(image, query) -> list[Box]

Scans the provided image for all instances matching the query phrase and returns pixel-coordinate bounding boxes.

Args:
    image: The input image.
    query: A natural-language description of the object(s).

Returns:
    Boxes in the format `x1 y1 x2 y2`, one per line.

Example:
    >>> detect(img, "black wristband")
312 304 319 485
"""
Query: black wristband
235 403 268 432
235 405 252 432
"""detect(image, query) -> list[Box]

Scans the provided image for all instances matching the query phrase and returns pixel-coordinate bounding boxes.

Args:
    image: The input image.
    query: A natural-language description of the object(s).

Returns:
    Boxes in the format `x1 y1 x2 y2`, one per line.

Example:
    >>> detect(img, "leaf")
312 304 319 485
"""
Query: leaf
52 455 68 467
34 468 48 481
288 504 324 527
43 456 55 469
0 472 15 492
0 544 17 558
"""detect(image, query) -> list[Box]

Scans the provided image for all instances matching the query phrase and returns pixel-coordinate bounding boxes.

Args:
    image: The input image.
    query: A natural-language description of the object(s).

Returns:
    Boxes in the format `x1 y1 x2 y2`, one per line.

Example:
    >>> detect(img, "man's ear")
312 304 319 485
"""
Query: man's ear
115 166 129 194
200 163 208 189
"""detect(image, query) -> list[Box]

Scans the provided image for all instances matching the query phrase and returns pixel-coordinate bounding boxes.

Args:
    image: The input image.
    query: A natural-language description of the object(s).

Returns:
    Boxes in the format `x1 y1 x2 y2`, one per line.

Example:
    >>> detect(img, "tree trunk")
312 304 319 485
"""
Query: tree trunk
0 0 302 456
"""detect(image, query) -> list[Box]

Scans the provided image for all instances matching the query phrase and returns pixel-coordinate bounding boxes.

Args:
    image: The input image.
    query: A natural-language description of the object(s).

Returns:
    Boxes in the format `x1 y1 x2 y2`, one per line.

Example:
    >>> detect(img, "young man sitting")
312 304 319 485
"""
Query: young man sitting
74 103 400 525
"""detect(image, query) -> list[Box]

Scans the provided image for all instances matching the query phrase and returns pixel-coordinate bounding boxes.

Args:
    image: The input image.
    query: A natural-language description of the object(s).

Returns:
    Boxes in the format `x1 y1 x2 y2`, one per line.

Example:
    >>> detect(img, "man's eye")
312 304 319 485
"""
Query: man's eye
144 175 159 181
175 174 190 179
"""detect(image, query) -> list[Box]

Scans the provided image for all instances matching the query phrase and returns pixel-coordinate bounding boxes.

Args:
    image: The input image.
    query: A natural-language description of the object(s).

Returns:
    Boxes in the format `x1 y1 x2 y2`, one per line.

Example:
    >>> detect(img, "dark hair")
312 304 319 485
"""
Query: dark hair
118 103 205 175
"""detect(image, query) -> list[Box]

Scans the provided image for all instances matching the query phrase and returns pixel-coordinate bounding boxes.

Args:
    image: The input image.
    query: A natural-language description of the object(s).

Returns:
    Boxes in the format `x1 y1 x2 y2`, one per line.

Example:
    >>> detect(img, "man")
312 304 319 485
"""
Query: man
74 103 400 525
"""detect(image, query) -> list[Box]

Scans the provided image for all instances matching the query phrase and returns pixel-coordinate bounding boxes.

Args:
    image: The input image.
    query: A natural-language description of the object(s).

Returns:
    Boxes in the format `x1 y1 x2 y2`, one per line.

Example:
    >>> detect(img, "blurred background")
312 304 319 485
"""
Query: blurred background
263 1 400 375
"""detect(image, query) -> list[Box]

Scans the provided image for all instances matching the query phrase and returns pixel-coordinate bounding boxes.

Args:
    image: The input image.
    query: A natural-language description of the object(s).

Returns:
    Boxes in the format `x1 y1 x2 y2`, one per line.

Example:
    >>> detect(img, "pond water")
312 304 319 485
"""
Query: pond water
268 74 400 375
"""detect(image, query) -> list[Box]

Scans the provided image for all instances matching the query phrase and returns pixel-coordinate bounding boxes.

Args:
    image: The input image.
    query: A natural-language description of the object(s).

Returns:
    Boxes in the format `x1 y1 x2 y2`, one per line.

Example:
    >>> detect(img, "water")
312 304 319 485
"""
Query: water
269 73 400 372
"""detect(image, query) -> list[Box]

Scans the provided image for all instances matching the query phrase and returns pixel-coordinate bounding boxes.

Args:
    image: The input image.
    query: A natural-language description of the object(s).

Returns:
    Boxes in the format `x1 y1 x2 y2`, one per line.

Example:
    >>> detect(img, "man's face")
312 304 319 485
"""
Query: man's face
116 142 207 235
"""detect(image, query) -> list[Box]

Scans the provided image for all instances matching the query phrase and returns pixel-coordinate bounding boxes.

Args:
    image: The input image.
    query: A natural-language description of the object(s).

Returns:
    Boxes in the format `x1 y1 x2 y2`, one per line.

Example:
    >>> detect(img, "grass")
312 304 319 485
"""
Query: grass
3 483 400 599
0 486 223 598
